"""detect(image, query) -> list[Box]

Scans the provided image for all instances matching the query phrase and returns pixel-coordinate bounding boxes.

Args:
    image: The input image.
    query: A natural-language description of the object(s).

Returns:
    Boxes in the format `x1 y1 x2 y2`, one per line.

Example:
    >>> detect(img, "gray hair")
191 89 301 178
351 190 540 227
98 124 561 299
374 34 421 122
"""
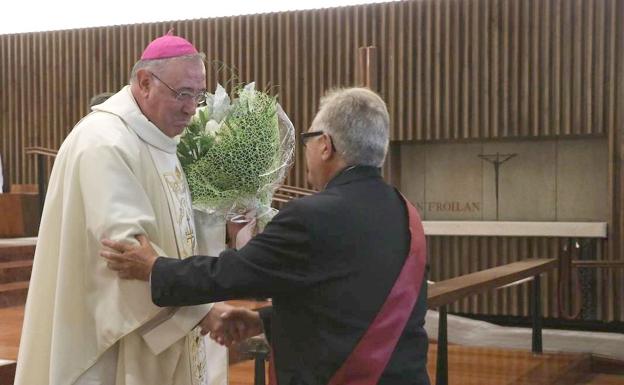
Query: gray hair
88 92 114 108
314 87 390 167
129 53 206 84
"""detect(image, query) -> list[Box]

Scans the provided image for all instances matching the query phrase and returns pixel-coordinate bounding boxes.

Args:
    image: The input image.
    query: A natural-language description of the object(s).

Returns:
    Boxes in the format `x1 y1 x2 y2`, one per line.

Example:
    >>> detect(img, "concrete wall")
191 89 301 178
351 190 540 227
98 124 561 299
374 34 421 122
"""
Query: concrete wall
400 137 608 221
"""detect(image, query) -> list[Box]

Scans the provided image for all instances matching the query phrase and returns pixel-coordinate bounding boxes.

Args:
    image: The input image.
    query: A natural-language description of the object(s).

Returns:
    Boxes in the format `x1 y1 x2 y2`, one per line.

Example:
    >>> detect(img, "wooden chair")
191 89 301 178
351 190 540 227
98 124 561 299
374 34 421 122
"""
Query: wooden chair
24 147 58 216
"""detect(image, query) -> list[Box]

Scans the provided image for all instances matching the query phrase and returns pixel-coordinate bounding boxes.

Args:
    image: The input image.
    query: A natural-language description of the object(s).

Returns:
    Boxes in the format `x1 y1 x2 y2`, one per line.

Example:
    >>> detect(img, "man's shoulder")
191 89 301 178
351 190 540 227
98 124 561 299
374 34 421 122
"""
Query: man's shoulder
70 112 138 150
274 179 388 223
55 112 141 168
275 189 344 225
289 188 342 210
74 110 127 136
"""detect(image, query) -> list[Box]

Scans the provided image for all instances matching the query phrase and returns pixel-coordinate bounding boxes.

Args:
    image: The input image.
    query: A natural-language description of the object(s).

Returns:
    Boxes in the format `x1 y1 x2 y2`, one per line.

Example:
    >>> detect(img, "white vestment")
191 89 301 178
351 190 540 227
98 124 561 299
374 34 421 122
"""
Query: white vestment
15 86 226 385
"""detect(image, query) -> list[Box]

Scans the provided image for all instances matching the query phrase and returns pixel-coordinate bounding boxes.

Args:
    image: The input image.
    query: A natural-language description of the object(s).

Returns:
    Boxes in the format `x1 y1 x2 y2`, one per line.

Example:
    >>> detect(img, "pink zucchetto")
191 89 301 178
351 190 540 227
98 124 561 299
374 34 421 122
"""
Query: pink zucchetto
140 30 198 60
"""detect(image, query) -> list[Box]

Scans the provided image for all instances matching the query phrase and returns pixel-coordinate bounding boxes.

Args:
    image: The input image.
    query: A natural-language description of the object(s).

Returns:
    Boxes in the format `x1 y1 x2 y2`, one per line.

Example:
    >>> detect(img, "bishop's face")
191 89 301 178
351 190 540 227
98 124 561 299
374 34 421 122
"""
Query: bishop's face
142 57 206 138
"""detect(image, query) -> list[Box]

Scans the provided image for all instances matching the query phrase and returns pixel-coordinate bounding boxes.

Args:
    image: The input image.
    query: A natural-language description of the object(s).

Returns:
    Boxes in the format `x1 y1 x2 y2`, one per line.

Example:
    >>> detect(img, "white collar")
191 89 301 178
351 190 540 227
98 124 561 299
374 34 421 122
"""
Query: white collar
93 86 178 154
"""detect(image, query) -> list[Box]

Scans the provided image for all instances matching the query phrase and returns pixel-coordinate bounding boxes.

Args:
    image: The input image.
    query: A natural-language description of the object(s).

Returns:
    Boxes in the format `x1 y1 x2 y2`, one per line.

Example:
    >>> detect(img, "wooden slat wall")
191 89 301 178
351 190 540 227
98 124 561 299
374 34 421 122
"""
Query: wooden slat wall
381 0 622 140
1 0 623 321
2 0 622 185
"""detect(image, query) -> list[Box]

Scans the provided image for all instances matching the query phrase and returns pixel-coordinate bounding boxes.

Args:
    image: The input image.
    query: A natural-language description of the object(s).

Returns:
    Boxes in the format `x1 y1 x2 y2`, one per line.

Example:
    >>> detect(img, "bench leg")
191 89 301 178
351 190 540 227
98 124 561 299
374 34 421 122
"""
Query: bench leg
531 274 543 353
254 356 266 385
436 305 448 385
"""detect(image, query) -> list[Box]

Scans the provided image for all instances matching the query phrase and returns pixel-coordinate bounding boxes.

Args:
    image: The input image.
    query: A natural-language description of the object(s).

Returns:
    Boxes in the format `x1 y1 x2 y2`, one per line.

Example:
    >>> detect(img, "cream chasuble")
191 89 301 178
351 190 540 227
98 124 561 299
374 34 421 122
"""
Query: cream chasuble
15 86 226 385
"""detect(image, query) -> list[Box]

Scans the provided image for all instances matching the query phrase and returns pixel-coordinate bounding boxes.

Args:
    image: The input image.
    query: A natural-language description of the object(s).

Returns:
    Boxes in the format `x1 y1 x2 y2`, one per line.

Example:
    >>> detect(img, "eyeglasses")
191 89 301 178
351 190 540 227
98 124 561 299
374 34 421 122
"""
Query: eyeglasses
300 130 337 151
300 131 324 147
150 72 208 105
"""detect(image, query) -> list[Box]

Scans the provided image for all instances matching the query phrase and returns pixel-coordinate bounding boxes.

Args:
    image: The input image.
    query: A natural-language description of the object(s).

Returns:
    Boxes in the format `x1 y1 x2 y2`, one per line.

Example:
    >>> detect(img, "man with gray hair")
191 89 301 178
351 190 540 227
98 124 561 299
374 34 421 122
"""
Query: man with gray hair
16 32 231 385
103 87 431 385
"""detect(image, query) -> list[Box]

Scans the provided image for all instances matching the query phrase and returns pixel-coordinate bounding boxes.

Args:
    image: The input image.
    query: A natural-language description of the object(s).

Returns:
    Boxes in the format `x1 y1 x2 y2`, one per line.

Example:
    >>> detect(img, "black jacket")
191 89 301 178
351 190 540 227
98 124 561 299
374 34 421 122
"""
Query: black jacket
151 166 430 385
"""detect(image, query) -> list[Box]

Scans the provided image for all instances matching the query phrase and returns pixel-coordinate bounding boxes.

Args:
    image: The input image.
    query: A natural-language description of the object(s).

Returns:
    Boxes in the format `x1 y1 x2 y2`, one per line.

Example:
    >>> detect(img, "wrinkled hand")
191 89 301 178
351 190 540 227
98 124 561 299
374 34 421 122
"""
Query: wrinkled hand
100 234 157 281
198 302 234 341
226 212 257 249
234 218 256 249
202 305 263 347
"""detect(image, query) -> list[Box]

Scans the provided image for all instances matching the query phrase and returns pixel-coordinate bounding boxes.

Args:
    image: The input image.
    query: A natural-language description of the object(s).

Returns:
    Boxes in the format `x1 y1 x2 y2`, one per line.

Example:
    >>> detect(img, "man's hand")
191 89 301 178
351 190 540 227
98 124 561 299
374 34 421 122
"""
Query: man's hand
199 304 263 347
197 302 232 336
100 234 157 281
226 211 257 249
234 218 256 249
200 304 249 346
214 307 264 346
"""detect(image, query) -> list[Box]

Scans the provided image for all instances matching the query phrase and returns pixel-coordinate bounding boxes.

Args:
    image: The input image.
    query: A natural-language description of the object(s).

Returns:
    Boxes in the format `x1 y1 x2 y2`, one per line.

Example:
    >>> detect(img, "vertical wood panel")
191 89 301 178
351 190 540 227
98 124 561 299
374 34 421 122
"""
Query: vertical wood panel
593 0 605 135
613 0 624 322
540 0 550 137
460 0 470 138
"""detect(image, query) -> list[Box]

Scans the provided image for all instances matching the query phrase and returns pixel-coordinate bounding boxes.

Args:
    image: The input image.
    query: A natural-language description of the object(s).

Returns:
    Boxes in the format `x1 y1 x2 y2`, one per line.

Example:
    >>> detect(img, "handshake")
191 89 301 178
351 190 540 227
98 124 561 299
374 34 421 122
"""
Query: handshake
198 302 265 347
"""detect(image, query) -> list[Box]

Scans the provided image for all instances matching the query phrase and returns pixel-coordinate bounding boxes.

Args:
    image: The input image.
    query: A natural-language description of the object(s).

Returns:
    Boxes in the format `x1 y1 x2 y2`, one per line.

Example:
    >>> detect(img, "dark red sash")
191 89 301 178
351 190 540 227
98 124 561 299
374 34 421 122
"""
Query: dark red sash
326 195 427 385
268 195 427 385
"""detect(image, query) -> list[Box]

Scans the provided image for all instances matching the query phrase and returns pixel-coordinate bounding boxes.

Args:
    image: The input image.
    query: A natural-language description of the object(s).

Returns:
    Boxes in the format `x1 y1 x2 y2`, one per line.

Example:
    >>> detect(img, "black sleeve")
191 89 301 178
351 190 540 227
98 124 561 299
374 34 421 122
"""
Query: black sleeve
151 201 312 307
257 306 273 343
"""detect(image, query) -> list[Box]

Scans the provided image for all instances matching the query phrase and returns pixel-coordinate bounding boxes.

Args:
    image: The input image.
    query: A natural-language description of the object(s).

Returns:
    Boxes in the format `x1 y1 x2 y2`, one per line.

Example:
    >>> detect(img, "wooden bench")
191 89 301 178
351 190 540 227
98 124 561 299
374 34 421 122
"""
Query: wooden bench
428 258 558 385
272 185 315 205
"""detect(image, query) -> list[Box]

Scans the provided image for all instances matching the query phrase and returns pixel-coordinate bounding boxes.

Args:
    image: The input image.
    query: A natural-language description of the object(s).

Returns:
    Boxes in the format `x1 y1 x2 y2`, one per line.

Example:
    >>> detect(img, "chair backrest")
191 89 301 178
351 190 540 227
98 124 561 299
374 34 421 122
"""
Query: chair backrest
24 146 58 216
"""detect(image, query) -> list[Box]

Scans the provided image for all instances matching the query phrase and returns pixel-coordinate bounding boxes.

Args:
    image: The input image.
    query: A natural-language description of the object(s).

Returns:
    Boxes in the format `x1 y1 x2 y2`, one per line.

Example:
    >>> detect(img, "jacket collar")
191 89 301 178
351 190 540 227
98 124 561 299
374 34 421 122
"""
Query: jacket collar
325 165 382 189
93 86 178 154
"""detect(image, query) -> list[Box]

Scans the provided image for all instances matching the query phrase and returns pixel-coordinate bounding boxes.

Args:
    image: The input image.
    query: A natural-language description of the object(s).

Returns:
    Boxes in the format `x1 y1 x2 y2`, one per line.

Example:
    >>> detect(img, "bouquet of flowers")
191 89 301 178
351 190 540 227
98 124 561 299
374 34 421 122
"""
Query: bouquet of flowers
178 82 295 231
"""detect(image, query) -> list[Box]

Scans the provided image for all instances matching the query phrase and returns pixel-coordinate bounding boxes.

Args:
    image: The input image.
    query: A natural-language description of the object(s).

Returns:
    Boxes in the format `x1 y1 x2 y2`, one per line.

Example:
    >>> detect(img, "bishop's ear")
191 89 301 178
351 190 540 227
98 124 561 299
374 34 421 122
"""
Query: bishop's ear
135 69 153 96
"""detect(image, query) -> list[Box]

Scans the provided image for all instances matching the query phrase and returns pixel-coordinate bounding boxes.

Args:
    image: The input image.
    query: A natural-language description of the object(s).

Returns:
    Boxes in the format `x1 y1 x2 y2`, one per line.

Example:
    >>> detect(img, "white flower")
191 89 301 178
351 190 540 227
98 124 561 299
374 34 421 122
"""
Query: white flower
203 94 215 116
204 120 221 137
239 82 257 110
212 84 231 122
193 105 212 126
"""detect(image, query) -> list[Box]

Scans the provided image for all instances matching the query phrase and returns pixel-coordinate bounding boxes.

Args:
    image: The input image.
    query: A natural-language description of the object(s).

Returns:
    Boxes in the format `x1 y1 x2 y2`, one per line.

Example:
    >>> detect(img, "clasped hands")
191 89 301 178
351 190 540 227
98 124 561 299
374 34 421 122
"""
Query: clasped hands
198 302 264 347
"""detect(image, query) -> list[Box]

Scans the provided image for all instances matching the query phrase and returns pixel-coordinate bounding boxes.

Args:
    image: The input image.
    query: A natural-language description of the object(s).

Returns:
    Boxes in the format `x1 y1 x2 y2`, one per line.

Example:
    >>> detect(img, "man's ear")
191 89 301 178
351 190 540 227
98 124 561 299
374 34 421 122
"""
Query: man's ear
135 69 153 96
319 134 336 161
320 136 332 161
